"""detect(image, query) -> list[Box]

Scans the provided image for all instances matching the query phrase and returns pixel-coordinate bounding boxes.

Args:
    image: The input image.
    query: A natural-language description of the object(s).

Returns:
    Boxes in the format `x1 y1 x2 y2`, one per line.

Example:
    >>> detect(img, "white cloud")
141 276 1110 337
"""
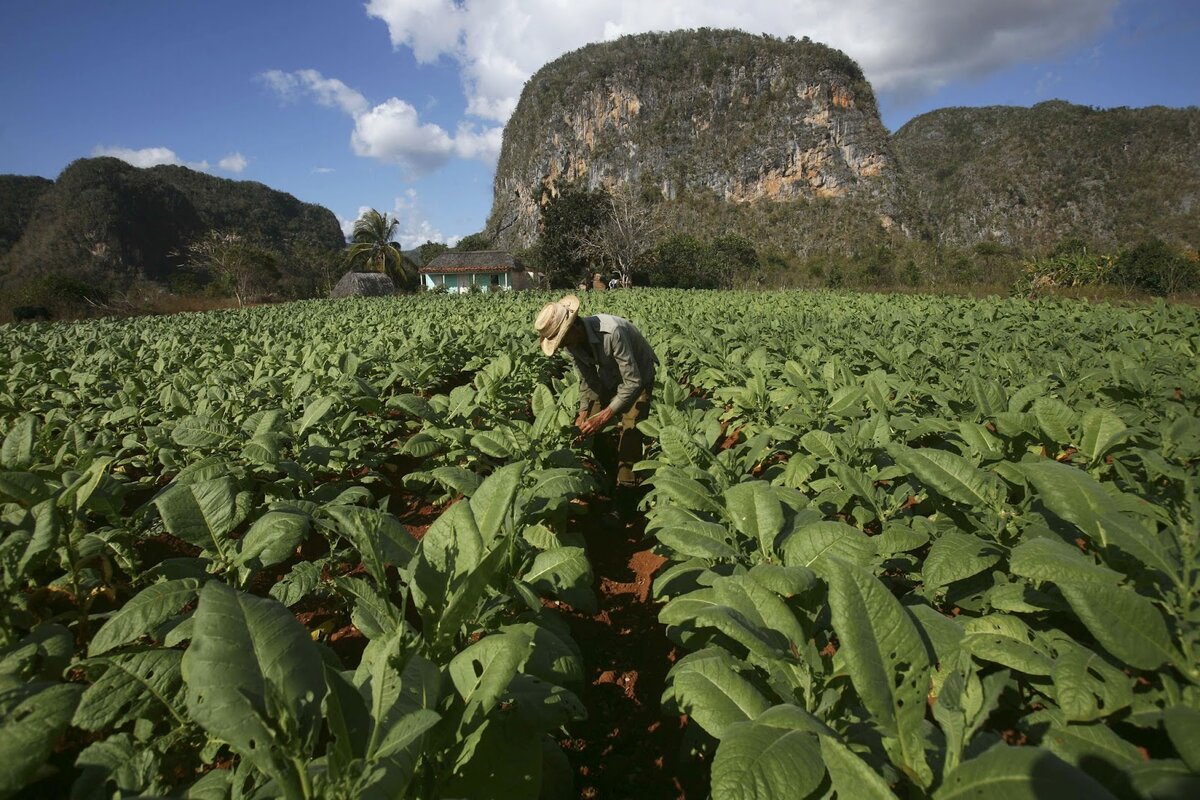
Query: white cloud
338 207 371 240
365 0 1118 121
218 152 248 173
259 69 369 115
389 189 461 249
342 191 462 249
262 68 503 176
351 97 456 173
92 145 210 171
451 123 504 162
312 166 336 174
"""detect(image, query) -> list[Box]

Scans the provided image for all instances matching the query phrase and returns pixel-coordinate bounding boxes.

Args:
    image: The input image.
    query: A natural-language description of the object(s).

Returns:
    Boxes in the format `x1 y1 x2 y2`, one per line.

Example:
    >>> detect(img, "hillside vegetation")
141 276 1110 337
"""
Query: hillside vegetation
0 157 345 308
0 175 52 258
893 100 1200 252
483 30 1199 292
3 33 1199 304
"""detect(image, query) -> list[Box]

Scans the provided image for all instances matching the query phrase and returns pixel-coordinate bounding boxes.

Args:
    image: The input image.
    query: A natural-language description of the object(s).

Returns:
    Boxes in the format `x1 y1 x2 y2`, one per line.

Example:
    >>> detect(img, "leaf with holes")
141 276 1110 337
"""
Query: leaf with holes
73 649 187 731
89 578 203 656
825 558 932 787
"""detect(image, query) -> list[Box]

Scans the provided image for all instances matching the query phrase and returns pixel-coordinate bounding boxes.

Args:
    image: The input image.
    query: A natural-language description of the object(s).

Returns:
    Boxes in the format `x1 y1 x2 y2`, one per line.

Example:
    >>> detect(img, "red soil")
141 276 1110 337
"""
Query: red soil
400 498 453 541
556 500 709 799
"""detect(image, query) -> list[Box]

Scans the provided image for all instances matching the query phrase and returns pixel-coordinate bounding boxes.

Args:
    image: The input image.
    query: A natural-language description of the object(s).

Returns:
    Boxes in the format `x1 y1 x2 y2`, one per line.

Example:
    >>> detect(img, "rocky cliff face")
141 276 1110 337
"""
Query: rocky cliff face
486 30 908 251
892 101 1200 251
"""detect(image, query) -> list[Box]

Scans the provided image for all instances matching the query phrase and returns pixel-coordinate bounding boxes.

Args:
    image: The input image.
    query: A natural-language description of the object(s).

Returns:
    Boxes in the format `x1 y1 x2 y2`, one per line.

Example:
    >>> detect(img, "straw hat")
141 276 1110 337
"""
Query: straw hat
534 294 580 356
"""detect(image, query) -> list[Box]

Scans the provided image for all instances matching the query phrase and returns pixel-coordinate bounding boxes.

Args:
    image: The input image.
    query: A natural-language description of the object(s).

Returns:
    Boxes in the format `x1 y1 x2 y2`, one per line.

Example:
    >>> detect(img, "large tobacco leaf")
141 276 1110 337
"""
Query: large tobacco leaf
825 558 932 787
935 745 1116 799
710 713 825 800
0 682 83 798
182 581 327 792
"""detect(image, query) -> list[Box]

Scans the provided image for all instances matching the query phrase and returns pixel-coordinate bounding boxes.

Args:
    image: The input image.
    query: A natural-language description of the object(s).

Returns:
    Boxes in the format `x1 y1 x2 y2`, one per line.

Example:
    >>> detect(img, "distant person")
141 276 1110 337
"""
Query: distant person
591 272 607 291
534 294 658 503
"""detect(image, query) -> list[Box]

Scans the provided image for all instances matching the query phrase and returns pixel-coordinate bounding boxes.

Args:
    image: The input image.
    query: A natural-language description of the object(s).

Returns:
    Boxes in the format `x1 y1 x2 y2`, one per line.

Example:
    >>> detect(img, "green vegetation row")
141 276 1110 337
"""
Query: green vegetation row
620 290 1200 798
0 295 607 798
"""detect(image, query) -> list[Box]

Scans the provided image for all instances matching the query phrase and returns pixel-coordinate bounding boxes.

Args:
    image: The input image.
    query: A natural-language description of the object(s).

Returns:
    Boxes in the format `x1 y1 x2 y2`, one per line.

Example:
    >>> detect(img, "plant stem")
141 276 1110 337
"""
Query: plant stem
291 756 314 799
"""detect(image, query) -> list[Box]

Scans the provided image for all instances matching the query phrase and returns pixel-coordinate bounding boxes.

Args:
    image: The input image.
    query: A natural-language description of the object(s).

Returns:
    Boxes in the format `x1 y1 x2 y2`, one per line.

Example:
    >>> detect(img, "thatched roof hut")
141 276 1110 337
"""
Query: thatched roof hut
329 271 395 298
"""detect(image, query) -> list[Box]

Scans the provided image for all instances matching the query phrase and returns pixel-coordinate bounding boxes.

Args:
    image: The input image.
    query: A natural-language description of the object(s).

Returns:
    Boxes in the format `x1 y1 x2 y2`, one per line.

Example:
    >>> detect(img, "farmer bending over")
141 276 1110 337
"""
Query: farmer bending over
535 294 658 498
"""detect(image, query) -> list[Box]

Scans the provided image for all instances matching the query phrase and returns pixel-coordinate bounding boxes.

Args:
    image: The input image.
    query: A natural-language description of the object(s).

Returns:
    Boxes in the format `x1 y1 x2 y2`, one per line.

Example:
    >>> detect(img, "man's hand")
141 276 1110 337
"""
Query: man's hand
579 407 615 437
575 409 589 429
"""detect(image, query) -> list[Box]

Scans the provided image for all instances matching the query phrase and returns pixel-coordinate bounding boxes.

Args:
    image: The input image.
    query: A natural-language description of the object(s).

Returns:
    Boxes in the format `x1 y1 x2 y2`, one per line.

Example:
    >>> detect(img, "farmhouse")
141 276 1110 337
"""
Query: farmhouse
419 250 537 293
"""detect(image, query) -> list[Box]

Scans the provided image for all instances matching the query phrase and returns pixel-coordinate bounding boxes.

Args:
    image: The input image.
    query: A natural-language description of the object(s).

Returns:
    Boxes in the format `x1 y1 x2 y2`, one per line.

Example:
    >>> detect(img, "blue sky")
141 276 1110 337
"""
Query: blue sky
1 1 1196 248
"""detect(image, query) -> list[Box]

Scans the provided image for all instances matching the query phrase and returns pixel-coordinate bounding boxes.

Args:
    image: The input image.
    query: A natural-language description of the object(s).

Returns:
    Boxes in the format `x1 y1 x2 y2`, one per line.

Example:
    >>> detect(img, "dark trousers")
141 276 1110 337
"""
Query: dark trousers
586 390 651 489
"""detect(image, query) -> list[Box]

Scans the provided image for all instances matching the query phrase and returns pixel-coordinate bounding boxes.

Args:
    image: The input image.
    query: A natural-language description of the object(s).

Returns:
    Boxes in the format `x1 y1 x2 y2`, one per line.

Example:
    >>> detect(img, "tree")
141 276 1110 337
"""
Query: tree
281 241 341 299
1113 239 1197 295
573 186 662 287
418 240 449 266
345 209 406 288
711 234 760 286
648 234 720 288
454 232 493 252
536 183 611 288
184 230 279 307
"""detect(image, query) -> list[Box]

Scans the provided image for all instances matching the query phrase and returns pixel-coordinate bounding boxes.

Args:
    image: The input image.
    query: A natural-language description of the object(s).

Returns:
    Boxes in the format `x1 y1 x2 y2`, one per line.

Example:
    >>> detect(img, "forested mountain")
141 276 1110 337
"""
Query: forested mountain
0 175 52 258
4 31 1197 304
487 29 1197 262
0 157 344 298
892 101 1200 252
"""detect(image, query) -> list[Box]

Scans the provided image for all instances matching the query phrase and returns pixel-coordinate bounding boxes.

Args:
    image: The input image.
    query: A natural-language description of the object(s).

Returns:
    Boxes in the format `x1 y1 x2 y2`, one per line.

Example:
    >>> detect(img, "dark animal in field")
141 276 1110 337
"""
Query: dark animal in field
12 306 51 322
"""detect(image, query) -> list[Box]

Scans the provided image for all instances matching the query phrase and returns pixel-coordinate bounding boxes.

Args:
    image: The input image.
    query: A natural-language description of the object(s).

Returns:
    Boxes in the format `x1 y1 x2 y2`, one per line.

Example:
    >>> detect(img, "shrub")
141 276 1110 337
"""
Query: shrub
711 234 759 274
647 234 717 288
1014 248 1115 297
1113 239 1198 295
20 272 103 313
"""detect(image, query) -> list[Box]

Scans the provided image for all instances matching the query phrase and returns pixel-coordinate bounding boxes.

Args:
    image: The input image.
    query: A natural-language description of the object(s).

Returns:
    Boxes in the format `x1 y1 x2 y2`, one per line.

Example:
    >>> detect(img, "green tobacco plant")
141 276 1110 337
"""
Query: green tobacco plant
1 288 1198 798
629 290 1199 798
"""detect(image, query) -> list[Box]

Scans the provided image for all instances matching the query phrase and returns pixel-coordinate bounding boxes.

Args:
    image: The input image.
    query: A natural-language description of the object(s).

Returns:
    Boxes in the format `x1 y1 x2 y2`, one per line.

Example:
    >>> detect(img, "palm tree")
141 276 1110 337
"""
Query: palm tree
345 209 408 287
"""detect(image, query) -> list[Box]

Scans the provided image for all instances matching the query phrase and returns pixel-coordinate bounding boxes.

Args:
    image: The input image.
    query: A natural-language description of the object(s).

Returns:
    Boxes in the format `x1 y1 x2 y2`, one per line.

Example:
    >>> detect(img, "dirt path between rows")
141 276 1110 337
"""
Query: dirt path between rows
557 500 710 800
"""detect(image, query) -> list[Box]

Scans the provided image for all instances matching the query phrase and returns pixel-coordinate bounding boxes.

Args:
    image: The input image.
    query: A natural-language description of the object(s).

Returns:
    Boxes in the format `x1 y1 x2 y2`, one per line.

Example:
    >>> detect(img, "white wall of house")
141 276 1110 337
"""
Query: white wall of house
421 272 513 293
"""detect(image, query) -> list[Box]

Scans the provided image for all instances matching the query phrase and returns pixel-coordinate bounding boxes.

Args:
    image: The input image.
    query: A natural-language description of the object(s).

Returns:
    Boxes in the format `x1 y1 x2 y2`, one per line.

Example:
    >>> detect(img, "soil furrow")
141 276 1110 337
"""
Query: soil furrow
559 502 709 799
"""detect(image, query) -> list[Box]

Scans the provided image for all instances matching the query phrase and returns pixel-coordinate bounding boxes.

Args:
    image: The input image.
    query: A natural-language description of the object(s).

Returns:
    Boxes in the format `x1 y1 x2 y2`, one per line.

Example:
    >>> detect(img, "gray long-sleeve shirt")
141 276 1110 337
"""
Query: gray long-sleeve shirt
567 314 658 415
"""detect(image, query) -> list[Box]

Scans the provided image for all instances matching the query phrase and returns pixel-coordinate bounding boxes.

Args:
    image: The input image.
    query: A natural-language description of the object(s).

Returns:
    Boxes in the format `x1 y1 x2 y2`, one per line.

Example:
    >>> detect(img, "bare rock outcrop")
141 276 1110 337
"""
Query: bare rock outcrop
486 29 909 253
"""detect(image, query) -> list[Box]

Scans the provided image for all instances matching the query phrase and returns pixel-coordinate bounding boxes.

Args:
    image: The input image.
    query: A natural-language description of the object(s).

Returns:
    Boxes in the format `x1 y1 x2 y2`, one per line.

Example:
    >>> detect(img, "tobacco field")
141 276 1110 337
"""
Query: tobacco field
1 289 1198 799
